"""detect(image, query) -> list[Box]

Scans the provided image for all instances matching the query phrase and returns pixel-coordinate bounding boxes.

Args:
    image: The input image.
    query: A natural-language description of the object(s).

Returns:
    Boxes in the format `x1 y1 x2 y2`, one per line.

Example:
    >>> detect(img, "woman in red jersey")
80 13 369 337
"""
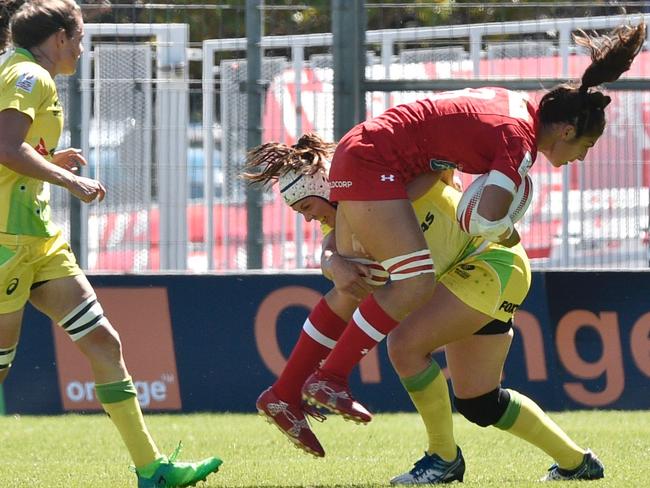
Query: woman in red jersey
299 22 646 427
243 136 603 483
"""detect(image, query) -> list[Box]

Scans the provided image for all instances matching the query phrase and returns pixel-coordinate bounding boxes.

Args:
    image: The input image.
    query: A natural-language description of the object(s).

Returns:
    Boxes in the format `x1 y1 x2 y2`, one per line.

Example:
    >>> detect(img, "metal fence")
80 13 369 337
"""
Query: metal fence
39 3 650 271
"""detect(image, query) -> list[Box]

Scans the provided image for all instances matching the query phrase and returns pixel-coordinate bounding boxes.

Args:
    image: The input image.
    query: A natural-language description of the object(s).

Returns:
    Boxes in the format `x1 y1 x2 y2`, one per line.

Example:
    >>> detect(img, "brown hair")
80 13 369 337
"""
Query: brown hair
242 133 336 185
538 22 646 139
0 0 81 53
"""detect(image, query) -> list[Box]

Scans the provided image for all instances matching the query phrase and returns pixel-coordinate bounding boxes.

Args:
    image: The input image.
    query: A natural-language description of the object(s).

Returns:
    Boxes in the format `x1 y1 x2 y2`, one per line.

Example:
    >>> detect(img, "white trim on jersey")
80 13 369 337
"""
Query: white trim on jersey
484 170 517 195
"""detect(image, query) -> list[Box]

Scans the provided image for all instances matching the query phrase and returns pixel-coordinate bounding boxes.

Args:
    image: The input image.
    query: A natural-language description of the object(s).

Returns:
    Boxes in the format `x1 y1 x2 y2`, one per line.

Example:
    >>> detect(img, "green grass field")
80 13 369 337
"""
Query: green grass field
0 410 647 487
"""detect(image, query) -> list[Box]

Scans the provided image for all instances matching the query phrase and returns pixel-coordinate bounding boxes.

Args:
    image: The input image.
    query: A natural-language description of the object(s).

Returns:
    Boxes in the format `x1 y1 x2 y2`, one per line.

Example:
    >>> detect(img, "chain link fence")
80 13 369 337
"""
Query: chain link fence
40 2 650 271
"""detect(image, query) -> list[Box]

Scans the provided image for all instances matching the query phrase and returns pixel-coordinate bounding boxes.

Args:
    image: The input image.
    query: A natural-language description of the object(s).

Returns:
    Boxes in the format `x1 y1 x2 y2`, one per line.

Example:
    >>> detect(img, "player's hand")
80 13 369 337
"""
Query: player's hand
499 228 520 248
52 148 87 173
67 175 106 203
328 254 374 300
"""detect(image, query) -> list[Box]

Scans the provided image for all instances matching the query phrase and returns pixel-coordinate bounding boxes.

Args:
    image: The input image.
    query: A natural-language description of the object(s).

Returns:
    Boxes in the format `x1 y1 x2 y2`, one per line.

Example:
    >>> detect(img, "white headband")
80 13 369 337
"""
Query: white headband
278 168 330 206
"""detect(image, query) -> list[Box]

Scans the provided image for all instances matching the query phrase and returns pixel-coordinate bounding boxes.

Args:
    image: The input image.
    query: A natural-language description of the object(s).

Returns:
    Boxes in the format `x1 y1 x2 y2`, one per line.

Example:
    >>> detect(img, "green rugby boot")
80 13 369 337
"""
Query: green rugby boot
136 442 222 488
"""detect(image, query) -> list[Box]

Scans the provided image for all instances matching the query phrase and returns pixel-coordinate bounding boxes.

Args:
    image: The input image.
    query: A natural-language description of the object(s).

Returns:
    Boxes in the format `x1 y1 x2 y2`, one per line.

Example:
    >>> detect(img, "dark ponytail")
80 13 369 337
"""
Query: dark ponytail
538 22 645 138
0 0 81 54
242 133 336 185
0 0 24 53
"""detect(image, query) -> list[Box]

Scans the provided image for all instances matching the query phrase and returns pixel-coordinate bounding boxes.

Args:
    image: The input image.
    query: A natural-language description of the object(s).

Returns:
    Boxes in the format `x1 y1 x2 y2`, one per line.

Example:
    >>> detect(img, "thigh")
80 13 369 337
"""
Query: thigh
336 199 428 262
29 273 95 323
0 309 24 346
446 330 513 398
0 240 34 315
391 283 493 354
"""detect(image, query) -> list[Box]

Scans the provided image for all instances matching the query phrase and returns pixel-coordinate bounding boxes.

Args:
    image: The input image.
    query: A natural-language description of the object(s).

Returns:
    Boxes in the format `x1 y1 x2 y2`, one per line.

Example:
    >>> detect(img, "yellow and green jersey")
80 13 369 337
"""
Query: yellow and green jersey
0 48 63 236
317 180 482 278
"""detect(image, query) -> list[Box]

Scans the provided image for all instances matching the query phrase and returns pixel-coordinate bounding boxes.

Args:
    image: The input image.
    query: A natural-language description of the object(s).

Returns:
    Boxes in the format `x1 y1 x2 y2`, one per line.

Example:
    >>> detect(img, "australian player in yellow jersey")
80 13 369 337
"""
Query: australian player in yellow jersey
243 133 603 483
0 2 221 487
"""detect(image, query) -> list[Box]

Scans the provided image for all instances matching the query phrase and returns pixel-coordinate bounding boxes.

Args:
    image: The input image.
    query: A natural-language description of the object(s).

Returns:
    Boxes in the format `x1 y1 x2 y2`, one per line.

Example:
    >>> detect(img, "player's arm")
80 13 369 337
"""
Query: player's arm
473 128 532 243
321 230 373 300
0 109 106 203
477 183 513 221
0 109 76 187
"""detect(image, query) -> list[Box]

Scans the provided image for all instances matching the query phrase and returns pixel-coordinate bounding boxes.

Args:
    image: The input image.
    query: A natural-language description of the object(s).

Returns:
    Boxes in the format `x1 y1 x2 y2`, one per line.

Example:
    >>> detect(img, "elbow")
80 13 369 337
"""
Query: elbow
0 143 20 168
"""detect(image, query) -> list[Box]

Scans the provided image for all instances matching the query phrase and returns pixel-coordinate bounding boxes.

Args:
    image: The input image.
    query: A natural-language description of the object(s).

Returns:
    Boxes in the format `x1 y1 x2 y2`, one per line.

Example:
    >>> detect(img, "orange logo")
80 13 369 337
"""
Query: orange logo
53 287 182 411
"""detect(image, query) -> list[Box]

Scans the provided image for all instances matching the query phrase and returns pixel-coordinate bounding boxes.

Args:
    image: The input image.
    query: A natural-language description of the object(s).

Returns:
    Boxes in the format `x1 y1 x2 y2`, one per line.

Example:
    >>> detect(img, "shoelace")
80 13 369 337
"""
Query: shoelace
168 442 183 463
411 453 452 479
130 441 184 474
303 404 326 423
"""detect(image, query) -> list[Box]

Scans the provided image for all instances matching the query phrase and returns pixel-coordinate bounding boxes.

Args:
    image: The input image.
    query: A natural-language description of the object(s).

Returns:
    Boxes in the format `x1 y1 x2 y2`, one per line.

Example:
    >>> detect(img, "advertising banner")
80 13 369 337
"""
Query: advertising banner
2 271 649 414
52 287 181 411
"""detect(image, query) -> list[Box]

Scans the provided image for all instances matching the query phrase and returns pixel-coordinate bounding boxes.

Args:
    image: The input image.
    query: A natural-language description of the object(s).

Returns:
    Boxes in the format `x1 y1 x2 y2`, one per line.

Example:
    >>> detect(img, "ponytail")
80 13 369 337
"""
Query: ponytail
0 0 24 53
538 22 645 138
242 133 335 185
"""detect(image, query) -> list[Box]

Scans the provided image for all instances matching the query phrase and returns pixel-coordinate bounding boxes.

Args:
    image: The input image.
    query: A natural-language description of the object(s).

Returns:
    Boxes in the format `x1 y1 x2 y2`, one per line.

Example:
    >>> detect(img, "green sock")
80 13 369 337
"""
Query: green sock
401 361 457 461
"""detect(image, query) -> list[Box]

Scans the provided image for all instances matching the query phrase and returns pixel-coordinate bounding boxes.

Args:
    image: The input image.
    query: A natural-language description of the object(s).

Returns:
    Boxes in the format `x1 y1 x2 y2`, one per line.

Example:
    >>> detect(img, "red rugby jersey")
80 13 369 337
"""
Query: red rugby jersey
361 87 538 190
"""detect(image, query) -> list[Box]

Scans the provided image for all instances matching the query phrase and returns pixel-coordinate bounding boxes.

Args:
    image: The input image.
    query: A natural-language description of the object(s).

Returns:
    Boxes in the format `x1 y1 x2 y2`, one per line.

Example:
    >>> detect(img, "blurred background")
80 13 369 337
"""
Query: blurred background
19 0 650 273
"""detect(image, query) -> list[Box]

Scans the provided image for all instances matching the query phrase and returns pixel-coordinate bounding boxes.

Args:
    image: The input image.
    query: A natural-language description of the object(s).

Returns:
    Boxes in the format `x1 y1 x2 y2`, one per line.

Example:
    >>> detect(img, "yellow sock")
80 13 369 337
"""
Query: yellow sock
401 361 457 461
96 378 161 468
495 389 585 469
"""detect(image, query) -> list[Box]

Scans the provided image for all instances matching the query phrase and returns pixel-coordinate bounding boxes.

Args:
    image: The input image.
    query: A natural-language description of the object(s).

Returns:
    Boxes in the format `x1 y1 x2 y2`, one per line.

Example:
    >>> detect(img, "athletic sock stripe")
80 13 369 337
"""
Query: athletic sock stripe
303 318 337 349
353 308 386 342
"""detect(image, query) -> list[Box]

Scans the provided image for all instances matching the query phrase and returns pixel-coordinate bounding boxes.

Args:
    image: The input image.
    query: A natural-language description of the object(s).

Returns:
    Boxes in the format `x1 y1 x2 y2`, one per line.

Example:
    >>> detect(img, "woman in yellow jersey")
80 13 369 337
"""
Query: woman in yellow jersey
0 2 221 487
243 133 603 483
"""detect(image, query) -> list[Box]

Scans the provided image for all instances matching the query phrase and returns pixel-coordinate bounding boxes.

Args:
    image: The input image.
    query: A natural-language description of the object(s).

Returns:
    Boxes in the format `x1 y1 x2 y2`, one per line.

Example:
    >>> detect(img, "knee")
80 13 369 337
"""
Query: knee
79 324 124 365
0 344 18 383
391 272 436 310
387 327 421 373
454 387 510 427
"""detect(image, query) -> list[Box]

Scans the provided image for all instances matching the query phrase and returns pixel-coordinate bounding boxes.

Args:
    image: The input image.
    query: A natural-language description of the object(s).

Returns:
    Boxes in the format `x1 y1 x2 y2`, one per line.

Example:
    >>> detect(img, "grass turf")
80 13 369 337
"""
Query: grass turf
0 410 647 487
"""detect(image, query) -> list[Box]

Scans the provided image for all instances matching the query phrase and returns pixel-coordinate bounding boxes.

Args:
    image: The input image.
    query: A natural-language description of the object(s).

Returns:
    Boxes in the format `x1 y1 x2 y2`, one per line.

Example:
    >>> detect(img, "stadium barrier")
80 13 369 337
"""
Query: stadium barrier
2 271 649 414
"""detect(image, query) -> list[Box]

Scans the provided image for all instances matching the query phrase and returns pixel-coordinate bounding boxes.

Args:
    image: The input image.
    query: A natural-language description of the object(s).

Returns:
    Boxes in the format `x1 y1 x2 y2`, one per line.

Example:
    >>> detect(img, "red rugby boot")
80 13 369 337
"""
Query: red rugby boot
301 370 372 424
256 387 326 457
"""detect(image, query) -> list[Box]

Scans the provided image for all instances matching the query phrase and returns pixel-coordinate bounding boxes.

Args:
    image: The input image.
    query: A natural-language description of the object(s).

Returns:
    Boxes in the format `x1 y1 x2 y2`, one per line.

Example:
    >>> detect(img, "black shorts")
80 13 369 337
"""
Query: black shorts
474 318 512 335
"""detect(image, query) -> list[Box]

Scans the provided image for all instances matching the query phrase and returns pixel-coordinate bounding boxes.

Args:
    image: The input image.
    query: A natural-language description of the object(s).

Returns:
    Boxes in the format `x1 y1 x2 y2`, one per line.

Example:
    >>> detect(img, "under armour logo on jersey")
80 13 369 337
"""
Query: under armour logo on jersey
380 174 395 182
360 348 369 356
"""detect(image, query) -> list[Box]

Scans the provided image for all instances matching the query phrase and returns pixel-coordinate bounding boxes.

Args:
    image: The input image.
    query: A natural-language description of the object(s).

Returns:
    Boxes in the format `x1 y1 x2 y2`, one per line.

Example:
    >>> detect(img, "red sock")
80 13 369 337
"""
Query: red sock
272 298 348 404
321 295 398 380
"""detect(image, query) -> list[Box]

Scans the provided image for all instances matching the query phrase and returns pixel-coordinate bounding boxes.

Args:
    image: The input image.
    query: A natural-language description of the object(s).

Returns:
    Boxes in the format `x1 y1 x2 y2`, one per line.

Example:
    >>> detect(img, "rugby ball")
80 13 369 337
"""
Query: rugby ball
456 174 533 234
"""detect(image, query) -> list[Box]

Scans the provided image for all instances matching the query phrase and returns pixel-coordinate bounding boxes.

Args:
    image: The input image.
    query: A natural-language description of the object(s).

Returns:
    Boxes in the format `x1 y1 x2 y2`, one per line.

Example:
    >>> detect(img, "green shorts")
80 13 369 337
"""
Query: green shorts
0 230 82 314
